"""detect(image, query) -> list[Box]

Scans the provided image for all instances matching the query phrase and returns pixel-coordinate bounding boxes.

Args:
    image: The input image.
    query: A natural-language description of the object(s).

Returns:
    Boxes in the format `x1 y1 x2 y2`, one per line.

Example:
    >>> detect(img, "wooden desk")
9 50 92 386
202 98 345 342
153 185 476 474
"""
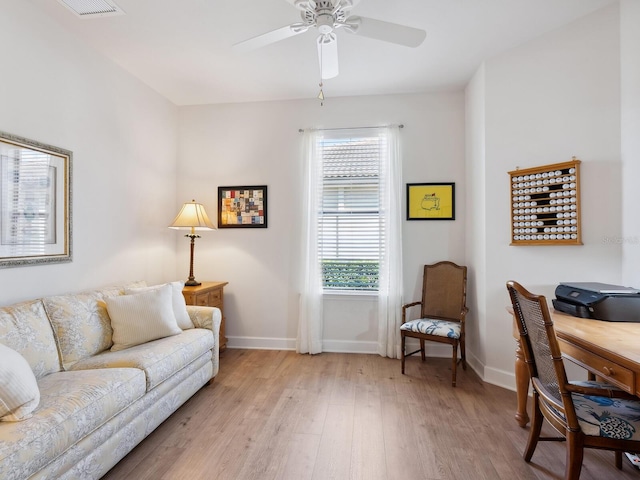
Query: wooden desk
511 309 640 427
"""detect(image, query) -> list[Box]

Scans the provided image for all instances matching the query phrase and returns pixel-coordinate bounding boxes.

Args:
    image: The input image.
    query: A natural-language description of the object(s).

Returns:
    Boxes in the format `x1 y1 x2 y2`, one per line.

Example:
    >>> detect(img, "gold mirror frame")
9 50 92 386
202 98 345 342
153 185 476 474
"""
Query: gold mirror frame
0 131 72 267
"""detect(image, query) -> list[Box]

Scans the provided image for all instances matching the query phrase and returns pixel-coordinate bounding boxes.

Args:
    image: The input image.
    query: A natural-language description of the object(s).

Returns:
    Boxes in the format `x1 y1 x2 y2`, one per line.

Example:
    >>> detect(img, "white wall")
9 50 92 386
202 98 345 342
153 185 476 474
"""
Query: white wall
177 93 466 352
467 3 622 388
621 0 640 286
0 1 179 305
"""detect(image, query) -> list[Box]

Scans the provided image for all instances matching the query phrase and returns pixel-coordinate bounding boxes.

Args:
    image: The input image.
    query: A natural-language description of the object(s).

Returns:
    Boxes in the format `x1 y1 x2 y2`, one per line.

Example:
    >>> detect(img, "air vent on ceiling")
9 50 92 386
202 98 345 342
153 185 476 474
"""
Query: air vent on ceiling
56 0 125 18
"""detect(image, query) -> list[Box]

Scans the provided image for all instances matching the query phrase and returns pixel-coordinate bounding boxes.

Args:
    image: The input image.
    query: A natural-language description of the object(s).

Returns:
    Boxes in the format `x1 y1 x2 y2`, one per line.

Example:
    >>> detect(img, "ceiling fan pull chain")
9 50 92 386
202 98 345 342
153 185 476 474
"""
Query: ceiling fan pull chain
318 42 325 106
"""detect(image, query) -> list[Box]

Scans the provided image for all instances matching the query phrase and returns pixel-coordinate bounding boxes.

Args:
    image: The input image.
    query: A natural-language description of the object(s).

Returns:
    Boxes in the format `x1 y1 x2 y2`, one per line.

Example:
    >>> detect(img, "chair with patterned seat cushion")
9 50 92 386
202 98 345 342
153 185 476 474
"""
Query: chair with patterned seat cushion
506 280 640 480
400 261 468 386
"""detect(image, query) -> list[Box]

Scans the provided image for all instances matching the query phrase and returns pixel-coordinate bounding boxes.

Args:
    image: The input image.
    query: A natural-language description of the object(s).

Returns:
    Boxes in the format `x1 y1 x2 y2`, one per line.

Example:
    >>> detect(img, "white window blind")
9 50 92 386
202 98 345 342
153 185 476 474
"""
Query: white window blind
1 150 55 252
318 132 386 291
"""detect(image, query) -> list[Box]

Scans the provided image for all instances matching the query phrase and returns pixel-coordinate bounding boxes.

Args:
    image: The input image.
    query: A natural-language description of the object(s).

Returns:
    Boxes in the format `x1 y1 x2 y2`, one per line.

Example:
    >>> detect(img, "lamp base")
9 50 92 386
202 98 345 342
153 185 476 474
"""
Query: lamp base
185 279 201 287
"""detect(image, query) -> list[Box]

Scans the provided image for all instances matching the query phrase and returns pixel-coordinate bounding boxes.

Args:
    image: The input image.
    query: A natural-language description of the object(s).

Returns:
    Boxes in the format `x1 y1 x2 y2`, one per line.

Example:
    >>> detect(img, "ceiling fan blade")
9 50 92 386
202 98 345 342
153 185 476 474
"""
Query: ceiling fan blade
317 34 339 79
345 16 426 48
233 24 307 53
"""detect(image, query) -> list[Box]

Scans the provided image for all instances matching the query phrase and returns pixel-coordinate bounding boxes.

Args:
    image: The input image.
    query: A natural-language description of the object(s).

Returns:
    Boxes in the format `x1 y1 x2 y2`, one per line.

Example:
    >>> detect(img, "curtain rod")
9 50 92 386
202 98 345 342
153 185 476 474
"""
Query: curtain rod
298 124 404 133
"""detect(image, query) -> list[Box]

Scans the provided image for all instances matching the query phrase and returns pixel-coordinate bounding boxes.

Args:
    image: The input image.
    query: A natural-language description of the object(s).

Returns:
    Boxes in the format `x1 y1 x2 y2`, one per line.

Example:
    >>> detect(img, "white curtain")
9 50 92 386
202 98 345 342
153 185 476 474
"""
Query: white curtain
297 129 324 354
377 125 404 358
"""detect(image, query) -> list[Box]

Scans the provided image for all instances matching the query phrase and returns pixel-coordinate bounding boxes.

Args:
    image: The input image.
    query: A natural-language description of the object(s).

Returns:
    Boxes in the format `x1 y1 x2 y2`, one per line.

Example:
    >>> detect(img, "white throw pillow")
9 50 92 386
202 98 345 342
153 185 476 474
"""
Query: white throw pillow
106 283 182 352
0 343 40 422
125 281 193 330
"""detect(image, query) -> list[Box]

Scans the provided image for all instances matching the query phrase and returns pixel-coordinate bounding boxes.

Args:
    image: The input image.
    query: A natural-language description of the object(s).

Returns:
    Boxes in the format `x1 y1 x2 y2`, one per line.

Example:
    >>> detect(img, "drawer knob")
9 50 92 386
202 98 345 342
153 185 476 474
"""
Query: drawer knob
603 366 614 377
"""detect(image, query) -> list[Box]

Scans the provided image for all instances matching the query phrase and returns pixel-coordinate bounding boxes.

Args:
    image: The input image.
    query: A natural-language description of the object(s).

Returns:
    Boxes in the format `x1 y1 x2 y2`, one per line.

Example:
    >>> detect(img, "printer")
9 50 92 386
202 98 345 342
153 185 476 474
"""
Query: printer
553 282 640 322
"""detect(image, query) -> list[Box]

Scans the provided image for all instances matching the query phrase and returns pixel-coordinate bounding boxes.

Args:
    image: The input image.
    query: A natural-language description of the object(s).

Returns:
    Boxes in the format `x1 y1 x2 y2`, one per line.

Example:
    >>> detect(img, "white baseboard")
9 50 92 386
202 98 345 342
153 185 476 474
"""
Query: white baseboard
227 336 296 351
227 337 478 359
225 336 517 393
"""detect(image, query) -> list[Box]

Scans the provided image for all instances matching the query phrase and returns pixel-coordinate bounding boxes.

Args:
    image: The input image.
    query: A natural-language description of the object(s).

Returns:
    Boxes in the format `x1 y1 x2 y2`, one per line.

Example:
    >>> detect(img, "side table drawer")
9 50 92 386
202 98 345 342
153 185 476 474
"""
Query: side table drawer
195 292 211 306
209 288 222 307
559 339 634 393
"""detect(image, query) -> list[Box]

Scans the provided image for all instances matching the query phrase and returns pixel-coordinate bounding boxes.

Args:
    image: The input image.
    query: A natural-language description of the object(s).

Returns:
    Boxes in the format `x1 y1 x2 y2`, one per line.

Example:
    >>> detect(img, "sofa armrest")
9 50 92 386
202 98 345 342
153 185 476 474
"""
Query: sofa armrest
186 306 221 379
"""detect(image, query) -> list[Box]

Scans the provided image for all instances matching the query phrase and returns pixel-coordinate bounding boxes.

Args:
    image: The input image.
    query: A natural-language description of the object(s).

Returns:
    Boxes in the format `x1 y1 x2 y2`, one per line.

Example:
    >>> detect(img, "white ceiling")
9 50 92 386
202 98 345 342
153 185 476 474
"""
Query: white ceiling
30 0 615 106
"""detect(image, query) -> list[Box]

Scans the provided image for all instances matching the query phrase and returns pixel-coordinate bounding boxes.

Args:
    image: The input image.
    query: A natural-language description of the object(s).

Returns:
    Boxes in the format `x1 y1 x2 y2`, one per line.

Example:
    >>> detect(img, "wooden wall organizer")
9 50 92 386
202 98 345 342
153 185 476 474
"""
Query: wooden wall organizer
509 158 582 246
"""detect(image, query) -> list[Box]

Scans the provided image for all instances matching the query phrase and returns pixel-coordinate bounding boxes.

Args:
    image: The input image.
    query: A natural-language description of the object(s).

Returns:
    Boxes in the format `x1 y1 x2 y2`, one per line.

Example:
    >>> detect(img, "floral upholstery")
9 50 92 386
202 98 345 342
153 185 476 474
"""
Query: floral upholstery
43 292 114 370
70 329 214 391
187 305 222 378
92 281 147 299
0 300 61 379
400 318 462 339
556 381 640 440
37 359 212 480
0 281 219 480
42 282 148 370
0 368 146 480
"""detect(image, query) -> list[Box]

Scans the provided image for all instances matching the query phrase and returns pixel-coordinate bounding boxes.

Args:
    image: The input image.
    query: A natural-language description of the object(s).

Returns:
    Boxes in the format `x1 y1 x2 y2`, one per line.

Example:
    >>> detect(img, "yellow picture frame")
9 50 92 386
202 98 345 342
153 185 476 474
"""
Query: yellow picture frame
406 183 455 220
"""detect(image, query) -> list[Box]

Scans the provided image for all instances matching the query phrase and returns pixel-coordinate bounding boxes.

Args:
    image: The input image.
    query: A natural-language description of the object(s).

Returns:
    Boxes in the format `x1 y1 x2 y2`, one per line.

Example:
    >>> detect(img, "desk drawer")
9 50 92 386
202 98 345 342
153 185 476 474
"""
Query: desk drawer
559 339 634 393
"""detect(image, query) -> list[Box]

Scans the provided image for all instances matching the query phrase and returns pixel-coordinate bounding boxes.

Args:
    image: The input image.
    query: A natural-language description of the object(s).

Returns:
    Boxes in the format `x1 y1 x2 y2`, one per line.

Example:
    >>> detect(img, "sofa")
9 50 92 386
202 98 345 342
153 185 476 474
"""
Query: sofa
0 280 221 480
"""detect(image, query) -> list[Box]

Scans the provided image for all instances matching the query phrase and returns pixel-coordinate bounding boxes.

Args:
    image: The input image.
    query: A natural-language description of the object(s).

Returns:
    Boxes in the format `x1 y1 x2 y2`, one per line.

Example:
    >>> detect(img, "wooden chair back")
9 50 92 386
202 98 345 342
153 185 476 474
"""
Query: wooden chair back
421 261 467 322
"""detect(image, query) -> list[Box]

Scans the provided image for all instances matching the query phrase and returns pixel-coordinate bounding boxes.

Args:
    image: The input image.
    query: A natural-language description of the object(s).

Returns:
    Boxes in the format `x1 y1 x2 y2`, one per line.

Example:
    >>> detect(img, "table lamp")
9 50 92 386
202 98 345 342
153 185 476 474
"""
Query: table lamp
169 200 215 286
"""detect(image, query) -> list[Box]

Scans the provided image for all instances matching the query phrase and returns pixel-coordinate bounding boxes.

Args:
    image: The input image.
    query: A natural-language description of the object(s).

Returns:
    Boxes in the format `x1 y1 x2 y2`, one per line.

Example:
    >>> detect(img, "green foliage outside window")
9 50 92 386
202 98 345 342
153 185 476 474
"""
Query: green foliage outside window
322 260 379 291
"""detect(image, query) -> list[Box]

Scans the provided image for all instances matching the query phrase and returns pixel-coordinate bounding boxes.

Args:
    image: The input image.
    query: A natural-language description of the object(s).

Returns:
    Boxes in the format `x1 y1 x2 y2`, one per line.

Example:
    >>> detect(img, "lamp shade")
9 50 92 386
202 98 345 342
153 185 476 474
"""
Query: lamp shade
169 200 215 230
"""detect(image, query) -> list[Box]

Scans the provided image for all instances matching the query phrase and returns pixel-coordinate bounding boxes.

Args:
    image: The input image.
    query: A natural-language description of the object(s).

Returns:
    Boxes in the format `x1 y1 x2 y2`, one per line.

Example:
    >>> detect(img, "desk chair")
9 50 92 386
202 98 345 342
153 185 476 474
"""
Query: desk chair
400 261 468 386
507 280 640 480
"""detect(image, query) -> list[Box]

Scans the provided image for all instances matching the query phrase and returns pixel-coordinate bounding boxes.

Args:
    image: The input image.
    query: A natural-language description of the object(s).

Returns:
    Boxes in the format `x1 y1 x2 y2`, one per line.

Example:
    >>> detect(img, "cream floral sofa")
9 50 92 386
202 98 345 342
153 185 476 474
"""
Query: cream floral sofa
0 281 221 480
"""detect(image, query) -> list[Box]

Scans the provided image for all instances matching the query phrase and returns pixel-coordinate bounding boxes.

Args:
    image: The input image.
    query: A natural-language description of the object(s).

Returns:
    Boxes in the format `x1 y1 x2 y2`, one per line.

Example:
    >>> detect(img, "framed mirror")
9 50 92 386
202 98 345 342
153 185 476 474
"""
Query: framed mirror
0 130 72 267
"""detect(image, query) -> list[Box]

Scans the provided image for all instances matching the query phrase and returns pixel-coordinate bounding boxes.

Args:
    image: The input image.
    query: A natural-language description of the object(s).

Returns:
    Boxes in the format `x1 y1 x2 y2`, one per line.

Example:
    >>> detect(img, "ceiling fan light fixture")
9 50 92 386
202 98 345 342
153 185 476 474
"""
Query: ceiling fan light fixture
317 14 334 34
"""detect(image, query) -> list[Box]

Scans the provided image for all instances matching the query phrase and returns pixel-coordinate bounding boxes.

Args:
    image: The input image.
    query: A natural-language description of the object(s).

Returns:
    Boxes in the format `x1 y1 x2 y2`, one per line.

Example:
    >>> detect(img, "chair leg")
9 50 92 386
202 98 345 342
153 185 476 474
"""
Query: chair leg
524 393 543 462
565 431 584 480
452 343 458 387
615 451 622 469
401 334 406 375
420 339 425 361
460 336 466 370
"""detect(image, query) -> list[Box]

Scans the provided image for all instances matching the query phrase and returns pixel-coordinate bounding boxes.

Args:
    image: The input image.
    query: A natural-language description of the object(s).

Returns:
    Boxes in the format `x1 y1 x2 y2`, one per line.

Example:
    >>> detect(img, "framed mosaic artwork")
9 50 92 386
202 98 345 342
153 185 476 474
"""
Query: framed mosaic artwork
217 185 267 228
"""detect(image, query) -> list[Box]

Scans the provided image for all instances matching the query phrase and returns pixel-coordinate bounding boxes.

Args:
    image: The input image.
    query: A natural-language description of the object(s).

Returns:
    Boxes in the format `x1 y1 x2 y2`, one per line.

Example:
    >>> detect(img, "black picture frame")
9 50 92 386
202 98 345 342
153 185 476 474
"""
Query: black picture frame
406 182 455 220
217 185 267 228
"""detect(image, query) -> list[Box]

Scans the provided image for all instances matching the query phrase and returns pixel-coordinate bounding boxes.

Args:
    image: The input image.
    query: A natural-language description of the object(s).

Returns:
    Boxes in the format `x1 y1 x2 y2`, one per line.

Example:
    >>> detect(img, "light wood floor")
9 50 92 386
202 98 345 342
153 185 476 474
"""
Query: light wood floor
101 349 640 480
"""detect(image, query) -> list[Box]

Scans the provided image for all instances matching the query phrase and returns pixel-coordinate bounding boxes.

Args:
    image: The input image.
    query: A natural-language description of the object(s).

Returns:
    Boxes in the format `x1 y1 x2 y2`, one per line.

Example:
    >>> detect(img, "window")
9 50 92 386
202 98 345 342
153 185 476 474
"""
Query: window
317 132 387 291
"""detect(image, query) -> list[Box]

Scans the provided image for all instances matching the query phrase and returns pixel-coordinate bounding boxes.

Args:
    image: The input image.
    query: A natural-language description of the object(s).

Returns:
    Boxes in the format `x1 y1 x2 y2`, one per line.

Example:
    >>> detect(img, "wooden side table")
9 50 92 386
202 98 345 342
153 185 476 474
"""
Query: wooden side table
182 281 229 350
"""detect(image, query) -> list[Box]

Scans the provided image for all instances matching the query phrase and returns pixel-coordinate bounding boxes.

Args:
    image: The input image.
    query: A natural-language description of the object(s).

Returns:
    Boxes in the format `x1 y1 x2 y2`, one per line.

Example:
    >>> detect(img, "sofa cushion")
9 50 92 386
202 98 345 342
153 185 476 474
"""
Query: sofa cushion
43 291 114 370
0 343 40 422
0 299 60 378
126 281 194 330
70 328 214 391
42 281 148 370
105 284 182 352
0 368 145 480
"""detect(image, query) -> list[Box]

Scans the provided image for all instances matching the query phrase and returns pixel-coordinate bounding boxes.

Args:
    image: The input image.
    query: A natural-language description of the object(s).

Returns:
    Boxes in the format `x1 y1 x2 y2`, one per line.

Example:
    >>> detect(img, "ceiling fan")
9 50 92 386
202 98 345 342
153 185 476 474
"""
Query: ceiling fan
233 0 426 80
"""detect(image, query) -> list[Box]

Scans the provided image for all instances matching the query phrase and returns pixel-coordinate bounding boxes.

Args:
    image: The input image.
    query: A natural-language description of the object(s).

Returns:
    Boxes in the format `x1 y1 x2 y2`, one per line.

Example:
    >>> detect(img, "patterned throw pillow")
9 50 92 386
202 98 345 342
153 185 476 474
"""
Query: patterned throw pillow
42 292 114 370
0 300 61 377
0 343 40 422
105 283 182 352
